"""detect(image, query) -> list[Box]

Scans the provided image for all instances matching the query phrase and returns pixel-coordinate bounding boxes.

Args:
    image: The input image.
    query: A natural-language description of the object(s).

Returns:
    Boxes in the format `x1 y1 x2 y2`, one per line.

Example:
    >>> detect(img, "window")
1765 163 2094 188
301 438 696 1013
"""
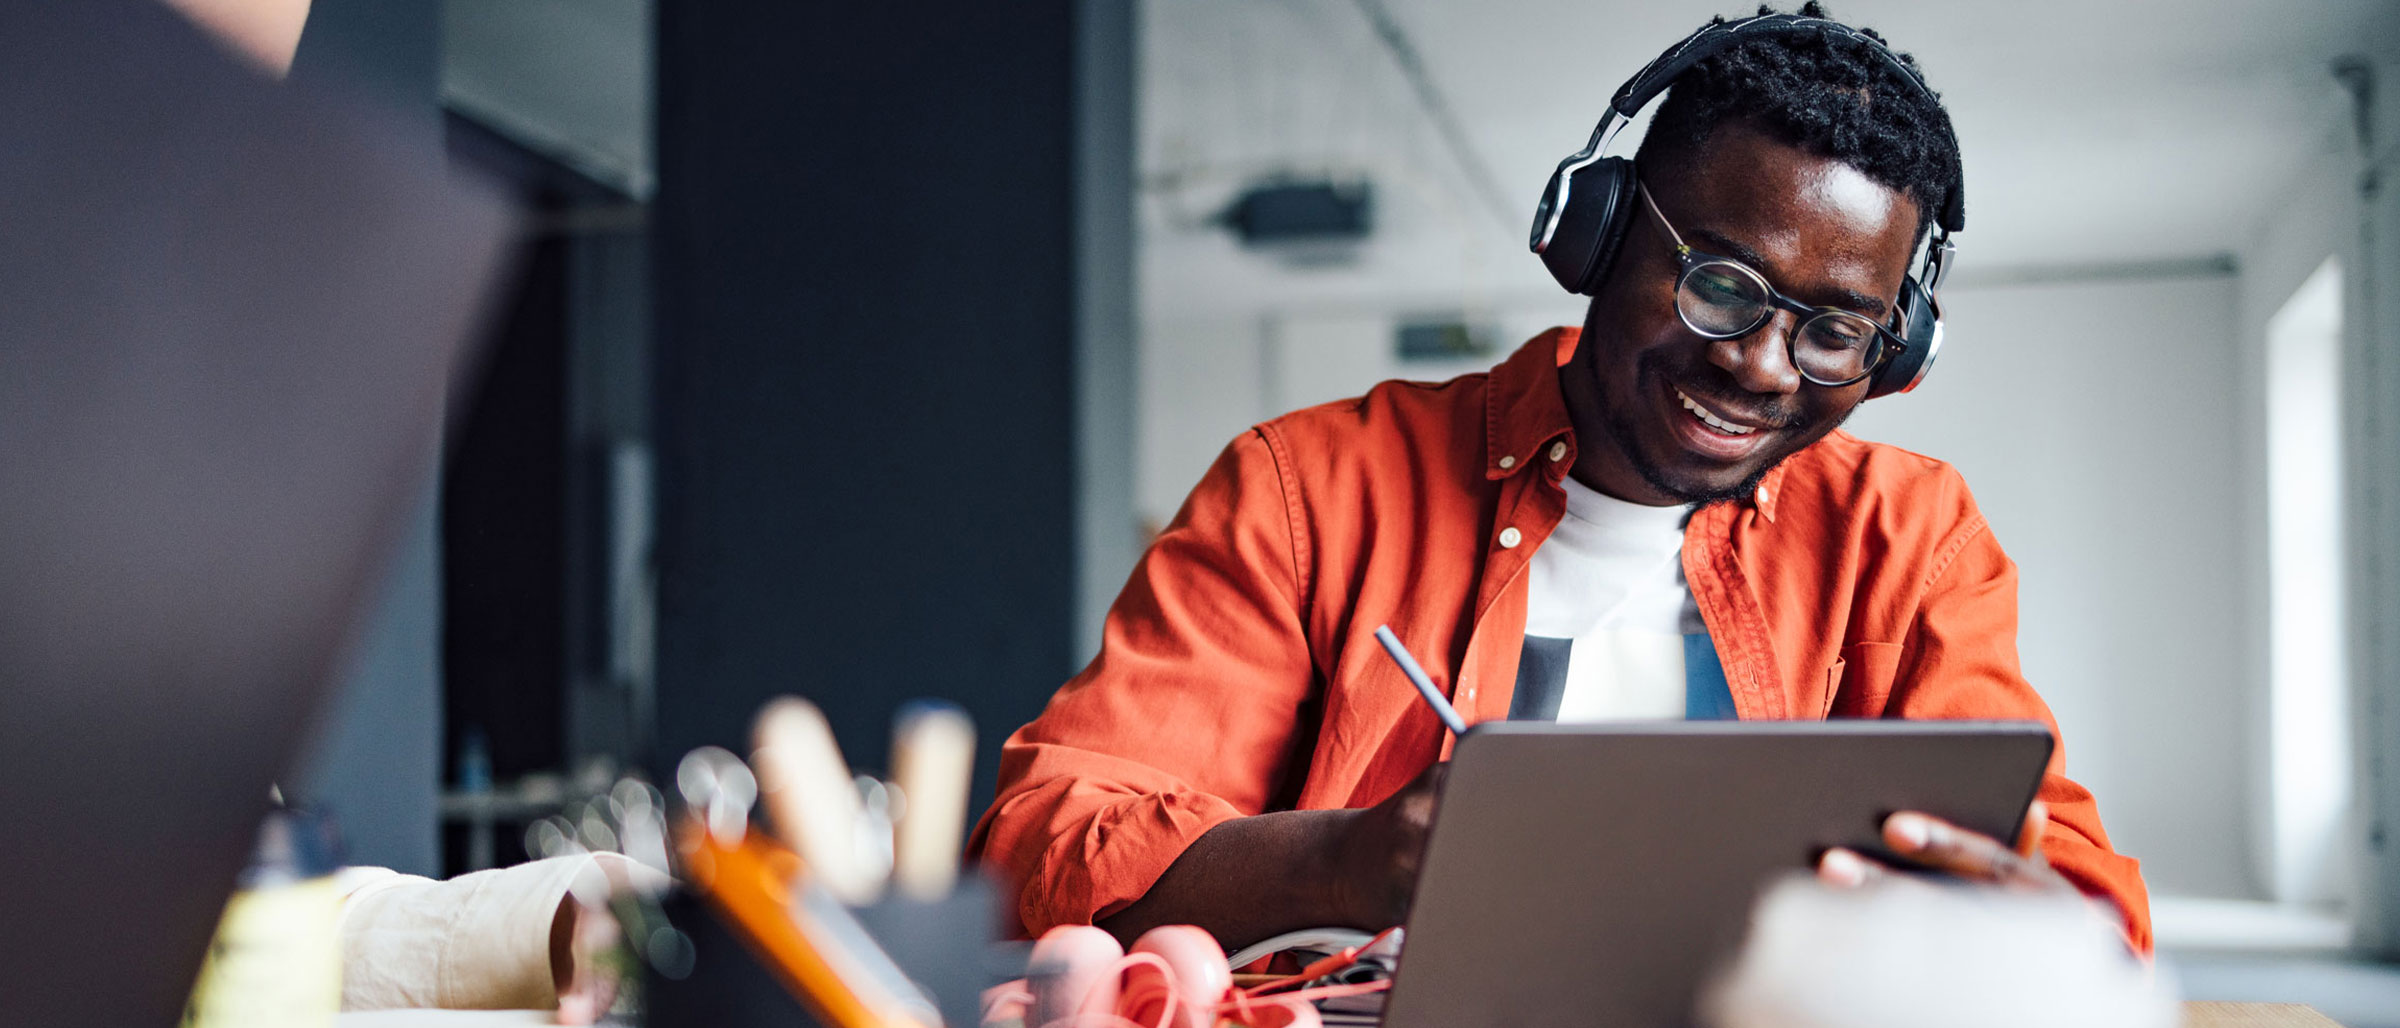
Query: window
2266 256 2350 908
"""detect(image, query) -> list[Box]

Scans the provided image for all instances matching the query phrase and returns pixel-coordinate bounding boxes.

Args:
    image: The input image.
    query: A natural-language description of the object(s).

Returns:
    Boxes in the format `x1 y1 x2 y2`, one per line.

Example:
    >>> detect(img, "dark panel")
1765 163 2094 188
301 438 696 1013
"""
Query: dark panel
652 4 1078 806
443 234 570 789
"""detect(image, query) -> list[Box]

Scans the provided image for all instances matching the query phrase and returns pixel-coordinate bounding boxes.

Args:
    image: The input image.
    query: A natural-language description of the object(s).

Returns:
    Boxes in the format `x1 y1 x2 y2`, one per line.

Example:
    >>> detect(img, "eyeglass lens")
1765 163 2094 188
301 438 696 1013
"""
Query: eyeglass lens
1675 260 1883 384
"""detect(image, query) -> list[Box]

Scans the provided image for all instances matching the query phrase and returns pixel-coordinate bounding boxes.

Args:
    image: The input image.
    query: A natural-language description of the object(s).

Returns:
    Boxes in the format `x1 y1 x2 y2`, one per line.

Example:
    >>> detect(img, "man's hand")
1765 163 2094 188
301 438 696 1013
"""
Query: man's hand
1096 761 1449 948
549 892 623 1025
1815 801 2074 893
1329 762 1447 928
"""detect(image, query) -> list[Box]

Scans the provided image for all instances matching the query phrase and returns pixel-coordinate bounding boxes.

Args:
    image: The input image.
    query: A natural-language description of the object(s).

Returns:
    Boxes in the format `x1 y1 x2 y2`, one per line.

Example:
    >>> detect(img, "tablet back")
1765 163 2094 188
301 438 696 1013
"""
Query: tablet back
1381 721 2053 1028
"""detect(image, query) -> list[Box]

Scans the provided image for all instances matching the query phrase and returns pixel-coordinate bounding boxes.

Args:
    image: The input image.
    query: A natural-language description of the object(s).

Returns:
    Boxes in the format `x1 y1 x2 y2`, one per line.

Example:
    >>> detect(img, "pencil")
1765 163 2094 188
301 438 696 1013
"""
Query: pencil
1373 624 1468 736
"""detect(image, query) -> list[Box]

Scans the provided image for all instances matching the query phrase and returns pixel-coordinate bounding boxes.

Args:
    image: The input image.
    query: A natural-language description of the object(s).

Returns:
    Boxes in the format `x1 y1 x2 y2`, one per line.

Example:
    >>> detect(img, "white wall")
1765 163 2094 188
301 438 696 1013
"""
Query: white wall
1845 275 2254 900
2228 97 2376 919
2330 48 2400 957
1139 273 2259 900
2362 128 2400 959
1138 304 1577 526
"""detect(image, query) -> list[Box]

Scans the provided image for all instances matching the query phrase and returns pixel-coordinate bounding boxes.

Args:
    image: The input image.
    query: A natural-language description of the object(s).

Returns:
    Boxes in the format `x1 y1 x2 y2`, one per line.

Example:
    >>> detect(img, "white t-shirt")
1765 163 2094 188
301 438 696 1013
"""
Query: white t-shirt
1513 476 1730 721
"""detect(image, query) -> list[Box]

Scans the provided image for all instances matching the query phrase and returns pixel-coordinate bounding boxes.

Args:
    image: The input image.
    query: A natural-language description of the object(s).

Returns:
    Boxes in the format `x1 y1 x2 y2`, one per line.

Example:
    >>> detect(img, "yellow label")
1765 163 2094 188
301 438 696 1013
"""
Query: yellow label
182 879 344 1028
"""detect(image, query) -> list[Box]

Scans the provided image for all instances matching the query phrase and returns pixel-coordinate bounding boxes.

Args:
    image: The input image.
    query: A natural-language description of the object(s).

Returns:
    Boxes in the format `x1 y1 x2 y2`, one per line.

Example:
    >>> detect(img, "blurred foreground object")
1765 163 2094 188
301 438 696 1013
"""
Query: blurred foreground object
0 3 510 1025
1699 876 2176 1028
889 702 975 901
752 698 876 904
657 702 999 1028
672 746 941 1028
182 806 345 1028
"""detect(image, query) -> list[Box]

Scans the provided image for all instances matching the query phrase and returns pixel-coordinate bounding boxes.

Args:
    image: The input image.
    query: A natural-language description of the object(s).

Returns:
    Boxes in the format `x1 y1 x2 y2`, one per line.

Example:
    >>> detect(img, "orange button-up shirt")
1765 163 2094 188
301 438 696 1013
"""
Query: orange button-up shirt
970 328 2151 950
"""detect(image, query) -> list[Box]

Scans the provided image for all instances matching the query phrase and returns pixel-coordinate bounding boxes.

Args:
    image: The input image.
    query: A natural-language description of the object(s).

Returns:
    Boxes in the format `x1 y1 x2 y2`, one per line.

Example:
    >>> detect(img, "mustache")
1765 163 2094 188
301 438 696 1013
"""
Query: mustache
1637 350 1804 430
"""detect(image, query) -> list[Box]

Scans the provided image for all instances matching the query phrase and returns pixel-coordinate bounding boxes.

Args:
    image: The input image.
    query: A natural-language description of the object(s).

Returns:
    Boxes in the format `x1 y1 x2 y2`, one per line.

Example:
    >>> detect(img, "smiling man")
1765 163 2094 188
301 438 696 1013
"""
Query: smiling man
971 4 2150 953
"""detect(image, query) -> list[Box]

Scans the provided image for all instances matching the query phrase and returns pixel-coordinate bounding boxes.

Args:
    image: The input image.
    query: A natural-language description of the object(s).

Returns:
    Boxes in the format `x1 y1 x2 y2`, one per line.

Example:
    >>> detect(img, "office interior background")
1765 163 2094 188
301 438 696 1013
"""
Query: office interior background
276 0 2400 1019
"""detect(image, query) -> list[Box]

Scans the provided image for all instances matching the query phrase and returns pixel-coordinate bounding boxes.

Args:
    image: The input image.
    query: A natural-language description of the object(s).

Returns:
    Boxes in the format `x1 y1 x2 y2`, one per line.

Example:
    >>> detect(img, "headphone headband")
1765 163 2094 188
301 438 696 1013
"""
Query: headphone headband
1528 10 1963 399
1609 13 1964 234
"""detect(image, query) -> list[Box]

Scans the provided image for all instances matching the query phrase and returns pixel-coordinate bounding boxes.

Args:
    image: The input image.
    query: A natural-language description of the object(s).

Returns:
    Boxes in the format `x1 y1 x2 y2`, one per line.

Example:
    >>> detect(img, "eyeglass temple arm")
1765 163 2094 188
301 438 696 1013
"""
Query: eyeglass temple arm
1635 181 1689 254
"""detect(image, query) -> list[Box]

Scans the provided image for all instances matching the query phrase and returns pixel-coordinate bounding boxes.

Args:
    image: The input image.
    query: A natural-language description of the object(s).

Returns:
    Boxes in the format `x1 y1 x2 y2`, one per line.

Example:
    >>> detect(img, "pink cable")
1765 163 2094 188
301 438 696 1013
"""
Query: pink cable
1082 952 1179 1028
1220 980 1389 1019
995 935 1395 1028
982 987 1036 1023
1236 980 1390 1007
1045 1014 1160 1028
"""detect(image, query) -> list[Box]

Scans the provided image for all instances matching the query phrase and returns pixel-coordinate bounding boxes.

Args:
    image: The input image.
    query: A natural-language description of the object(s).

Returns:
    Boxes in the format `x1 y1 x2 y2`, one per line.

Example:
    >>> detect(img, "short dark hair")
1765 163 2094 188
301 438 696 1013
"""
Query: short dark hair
1634 2 1961 240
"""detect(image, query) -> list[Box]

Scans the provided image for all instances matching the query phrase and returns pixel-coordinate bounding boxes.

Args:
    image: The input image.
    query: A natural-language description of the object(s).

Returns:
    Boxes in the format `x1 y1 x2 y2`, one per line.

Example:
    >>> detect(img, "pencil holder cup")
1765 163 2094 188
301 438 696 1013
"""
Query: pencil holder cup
852 873 1009 1028
646 872 1011 1028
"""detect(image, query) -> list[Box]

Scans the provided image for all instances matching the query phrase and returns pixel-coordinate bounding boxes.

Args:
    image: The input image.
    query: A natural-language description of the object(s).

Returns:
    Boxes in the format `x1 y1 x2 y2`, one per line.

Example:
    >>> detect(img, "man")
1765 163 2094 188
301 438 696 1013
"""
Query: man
970 4 2150 953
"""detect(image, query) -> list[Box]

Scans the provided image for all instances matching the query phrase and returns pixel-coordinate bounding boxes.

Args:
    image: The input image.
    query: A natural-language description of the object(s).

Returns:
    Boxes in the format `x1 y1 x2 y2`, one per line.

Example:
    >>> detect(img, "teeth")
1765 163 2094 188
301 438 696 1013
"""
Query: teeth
1677 389 1757 435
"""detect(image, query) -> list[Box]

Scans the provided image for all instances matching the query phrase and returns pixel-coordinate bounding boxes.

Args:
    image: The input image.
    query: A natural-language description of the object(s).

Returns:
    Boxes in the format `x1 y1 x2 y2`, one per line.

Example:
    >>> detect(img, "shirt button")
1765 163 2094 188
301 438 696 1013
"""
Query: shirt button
1548 441 1568 462
1461 687 1477 701
1497 455 1517 470
1498 526 1522 548
1755 485 1772 505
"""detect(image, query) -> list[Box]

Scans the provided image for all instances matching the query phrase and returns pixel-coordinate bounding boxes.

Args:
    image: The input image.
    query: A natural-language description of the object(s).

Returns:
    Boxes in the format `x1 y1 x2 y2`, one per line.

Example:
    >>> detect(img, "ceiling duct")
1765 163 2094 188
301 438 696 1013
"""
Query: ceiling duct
1220 178 1374 265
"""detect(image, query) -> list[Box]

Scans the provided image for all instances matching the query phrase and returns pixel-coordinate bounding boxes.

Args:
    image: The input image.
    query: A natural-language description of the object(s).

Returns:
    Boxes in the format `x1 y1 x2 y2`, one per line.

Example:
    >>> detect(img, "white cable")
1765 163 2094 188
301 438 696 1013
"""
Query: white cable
1225 927 1376 970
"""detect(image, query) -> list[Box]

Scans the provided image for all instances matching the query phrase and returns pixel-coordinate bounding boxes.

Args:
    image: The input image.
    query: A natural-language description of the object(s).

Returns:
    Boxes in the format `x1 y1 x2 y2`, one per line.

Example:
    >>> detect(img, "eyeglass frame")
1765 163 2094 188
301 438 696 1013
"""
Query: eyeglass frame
1634 180 1910 389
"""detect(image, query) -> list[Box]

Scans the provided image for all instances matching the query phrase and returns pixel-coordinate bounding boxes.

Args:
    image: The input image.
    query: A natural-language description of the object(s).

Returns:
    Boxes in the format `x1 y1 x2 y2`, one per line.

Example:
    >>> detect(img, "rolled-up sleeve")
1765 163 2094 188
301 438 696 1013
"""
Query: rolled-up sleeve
969 430 1319 935
335 853 663 1011
335 857 581 1011
1889 511 2153 952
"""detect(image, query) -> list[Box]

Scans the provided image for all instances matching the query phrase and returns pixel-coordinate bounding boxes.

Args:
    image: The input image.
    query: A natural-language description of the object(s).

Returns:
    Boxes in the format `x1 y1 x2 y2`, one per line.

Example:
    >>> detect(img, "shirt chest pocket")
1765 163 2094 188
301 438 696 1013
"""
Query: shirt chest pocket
1823 641 1906 718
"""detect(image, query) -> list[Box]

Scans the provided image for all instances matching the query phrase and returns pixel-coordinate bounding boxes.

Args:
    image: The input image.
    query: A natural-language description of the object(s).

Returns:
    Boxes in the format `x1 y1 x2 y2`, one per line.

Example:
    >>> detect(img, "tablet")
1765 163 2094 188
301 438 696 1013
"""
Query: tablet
1379 720 2054 1028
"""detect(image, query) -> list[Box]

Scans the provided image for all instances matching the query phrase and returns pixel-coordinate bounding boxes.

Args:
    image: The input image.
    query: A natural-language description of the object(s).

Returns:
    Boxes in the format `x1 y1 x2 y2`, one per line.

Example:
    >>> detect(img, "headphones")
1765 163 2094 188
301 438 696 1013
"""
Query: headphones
1529 12 1963 398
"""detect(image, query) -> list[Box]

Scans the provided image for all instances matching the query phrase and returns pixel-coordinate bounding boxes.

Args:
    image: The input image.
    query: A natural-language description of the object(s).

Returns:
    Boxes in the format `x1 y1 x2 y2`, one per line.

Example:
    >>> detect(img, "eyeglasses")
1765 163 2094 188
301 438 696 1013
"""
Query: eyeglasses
1637 181 1908 388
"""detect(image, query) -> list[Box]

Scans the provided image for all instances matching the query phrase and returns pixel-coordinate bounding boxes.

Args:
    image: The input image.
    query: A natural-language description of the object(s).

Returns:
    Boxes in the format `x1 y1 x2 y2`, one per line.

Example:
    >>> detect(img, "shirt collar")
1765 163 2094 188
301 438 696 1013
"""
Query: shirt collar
1484 327 1784 522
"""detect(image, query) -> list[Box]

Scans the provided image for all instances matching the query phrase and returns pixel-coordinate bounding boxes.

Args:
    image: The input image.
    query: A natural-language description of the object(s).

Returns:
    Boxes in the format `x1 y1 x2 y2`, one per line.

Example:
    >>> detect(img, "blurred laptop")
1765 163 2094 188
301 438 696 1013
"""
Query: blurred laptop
0 4 510 1025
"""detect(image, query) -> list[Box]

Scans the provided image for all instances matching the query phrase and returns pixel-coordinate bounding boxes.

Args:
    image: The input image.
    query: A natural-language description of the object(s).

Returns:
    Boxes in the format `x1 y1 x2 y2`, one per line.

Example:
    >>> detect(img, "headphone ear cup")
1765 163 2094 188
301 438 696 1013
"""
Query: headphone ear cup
1026 925 1124 1026
1128 926 1230 1028
1867 275 1943 398
1535 156 1639 296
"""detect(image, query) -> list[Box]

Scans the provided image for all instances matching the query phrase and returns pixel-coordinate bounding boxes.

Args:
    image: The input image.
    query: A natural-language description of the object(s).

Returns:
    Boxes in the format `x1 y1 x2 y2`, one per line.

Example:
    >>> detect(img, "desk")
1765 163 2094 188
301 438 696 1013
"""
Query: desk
2185 1003 2346 1027
329 1003 2346 1027
334 1014 552 1027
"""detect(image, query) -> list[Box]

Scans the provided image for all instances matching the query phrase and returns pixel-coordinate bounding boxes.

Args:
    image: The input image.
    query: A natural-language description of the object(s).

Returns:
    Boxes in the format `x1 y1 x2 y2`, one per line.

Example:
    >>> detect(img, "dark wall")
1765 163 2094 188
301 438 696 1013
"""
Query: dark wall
441 234 568 783
652 4 1081 804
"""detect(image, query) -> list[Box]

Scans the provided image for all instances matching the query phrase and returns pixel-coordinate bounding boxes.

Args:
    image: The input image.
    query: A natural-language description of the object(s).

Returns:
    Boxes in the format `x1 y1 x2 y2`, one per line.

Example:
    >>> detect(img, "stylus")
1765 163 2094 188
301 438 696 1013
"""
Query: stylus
1374 624 1469 736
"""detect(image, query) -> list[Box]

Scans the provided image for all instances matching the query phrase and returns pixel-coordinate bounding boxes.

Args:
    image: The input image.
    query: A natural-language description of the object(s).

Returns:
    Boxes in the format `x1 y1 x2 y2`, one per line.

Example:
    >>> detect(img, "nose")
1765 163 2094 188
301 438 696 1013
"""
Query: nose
1707 310 1804 396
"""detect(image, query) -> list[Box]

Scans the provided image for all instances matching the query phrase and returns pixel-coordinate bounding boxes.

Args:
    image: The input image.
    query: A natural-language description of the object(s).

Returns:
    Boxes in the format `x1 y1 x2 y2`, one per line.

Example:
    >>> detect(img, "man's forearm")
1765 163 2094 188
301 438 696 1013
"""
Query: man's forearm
1095 808 1358 950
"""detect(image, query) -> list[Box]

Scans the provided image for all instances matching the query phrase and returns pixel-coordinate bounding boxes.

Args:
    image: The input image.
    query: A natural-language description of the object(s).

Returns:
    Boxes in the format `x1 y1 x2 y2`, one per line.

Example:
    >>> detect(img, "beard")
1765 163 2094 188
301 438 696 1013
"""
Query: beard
1597 347 1843 508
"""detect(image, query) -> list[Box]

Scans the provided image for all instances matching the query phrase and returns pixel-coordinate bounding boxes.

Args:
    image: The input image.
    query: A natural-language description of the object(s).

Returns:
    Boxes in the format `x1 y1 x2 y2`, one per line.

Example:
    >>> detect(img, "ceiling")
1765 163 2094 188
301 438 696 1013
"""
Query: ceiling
1138 0 2396 323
